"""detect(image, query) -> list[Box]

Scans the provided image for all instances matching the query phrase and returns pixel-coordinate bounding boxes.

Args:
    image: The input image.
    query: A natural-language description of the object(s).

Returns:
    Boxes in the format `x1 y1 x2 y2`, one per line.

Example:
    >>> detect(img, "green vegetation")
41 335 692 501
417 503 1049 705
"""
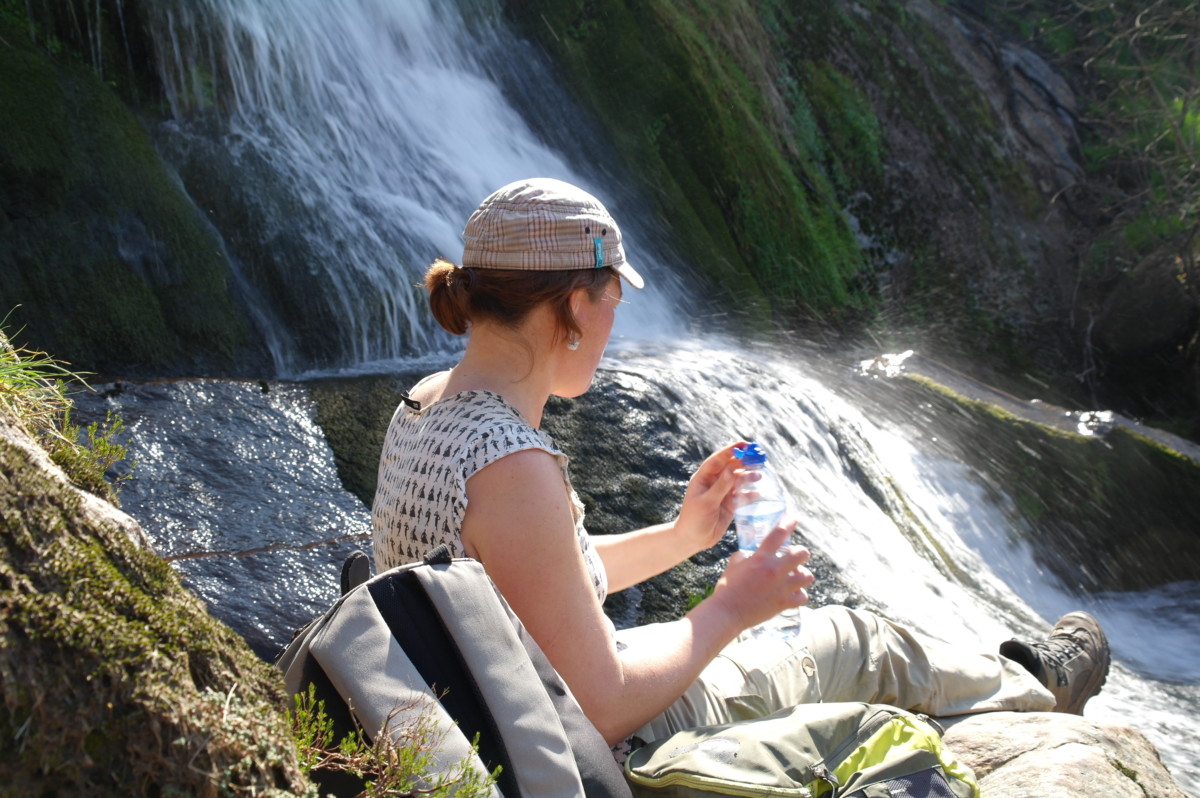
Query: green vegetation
0 399 305 793
508 0 878 325
0 334 503 792
977 0 1199 435
0 321 130 502
292 685 500 797
988 0 1197 272
505 0 1052 347
508 0 1198 436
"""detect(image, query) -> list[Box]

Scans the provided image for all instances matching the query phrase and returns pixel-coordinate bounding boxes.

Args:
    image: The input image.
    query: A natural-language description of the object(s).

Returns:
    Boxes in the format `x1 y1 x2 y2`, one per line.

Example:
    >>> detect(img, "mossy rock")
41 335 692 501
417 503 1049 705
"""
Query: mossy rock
308 373 429 509
0 411 306 795
0 11 262 378
506 0 875 326
883 373 1200 591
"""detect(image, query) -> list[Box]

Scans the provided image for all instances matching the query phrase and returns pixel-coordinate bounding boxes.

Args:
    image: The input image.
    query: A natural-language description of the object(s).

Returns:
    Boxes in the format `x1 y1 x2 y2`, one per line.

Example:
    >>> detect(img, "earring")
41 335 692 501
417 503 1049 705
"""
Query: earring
567 338 581 351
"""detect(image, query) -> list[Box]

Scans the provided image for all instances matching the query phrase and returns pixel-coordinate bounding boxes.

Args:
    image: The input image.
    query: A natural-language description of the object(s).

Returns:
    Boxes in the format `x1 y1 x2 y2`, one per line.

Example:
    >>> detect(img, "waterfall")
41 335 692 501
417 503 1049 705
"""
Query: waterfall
143 0 689 375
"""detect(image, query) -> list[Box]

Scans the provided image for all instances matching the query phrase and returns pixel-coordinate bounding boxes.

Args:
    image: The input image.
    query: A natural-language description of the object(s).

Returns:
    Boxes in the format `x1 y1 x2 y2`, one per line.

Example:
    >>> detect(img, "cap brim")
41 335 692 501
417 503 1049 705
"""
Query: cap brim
614 261 645 290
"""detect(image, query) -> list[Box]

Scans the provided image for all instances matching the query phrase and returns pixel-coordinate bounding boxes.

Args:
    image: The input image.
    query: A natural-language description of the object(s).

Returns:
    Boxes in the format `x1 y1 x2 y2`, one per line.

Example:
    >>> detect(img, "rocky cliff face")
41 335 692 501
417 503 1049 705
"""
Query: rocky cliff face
2 0 1195 434
507 0 1198 438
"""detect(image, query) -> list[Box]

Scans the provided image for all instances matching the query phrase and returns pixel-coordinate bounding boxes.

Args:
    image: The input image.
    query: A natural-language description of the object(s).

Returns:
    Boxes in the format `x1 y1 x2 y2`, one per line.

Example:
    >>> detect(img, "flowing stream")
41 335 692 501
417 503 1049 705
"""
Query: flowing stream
80 0 1200 791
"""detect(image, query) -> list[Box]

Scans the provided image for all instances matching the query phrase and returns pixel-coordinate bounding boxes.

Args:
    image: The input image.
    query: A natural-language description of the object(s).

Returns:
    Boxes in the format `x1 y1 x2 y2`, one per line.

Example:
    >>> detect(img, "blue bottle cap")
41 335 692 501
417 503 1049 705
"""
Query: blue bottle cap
733 441 768 465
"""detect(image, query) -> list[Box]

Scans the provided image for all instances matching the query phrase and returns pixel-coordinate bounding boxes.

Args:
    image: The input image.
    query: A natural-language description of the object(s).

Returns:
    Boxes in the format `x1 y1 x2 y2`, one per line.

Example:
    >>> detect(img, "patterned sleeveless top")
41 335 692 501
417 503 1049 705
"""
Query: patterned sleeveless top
371 389 608 603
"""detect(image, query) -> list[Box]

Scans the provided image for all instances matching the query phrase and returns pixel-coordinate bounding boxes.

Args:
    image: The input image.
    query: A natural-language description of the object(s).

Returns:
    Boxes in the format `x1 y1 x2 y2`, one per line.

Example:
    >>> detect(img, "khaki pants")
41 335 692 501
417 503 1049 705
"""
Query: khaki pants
628 605 1055 744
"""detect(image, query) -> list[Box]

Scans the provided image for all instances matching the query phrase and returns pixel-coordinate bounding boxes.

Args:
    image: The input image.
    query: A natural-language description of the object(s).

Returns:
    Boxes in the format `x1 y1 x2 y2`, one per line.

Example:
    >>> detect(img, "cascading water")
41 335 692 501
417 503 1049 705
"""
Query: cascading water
144 0 689 375
81 0 1200 791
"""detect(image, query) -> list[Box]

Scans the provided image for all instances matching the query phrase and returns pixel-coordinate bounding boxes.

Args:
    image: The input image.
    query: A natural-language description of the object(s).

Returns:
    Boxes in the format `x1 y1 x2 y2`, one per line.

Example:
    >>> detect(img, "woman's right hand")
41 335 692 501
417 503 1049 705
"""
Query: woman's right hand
707 519 815 631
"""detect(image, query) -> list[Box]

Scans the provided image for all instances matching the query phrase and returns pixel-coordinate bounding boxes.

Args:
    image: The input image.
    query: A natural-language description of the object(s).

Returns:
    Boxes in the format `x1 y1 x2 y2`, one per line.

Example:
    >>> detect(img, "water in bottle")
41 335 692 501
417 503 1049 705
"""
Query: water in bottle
732 442 787 555
732 441 801 640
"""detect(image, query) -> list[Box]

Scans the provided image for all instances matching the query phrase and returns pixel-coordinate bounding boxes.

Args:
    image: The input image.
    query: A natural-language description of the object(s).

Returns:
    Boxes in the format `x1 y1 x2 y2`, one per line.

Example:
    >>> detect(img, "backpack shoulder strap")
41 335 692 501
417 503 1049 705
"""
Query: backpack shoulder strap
414 558 630 798
339 550 371 595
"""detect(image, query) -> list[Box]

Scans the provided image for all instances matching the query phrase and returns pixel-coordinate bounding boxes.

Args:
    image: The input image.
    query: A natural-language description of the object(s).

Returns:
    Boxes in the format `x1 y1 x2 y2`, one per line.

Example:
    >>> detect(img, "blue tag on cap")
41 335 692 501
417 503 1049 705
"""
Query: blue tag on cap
594 237 604 269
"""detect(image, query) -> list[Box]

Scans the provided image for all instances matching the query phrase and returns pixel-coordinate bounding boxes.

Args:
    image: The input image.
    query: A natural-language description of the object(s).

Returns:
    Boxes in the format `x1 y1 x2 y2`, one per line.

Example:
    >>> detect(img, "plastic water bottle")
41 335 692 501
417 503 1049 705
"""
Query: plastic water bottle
732 442 787 555
733 441 801 640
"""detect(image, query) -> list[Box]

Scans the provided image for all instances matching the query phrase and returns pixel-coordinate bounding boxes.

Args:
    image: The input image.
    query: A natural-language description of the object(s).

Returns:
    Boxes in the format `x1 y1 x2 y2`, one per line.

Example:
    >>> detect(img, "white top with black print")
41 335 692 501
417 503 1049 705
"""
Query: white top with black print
371 389 608 604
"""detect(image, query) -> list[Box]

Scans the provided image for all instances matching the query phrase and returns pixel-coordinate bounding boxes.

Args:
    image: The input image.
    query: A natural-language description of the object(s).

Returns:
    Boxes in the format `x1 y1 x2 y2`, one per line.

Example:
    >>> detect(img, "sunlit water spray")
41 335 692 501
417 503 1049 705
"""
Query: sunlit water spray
605 342 1200 789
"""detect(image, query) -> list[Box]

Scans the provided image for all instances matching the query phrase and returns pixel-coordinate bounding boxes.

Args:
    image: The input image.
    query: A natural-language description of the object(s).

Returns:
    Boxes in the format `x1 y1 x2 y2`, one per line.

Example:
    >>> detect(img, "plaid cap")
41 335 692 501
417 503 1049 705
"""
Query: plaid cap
461 177 644 289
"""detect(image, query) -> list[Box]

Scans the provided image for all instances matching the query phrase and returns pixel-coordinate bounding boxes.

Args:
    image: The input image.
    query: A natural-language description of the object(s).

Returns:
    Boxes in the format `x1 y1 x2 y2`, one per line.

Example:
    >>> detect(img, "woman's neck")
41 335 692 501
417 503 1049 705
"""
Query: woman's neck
444 326 554 427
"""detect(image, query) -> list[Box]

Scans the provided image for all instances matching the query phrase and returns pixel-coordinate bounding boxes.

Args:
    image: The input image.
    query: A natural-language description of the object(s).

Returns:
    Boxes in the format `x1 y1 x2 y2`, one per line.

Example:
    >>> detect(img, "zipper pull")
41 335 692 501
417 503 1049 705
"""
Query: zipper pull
917 712 946 736
813 764 840 797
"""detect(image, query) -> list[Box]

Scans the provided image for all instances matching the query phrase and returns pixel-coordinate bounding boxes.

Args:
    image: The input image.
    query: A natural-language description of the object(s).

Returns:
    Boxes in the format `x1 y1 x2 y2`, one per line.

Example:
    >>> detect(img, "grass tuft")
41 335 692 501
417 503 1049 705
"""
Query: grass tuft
0 313 132 502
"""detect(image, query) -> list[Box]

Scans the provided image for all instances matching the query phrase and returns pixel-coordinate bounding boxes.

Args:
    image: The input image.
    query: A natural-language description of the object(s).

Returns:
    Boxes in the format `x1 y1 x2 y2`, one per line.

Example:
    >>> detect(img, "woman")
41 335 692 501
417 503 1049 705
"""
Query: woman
372 177 1109 755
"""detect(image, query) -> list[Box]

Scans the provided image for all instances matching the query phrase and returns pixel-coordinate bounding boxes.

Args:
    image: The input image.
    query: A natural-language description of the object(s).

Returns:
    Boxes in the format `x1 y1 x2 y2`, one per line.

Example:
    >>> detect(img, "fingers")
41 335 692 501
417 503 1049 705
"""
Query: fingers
750 520 813 610
707 441 747 468
713 534 815 630
753 516 799 556
689 443 744 494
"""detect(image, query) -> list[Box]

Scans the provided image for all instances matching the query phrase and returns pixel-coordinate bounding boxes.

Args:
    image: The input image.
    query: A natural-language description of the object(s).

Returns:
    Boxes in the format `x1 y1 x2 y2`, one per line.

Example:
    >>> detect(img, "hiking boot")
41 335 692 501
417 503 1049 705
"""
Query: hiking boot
999 611 1111 714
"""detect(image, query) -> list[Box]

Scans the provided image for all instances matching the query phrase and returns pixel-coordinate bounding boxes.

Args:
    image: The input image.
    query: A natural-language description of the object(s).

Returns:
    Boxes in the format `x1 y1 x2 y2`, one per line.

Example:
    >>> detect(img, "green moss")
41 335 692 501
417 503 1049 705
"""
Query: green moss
513 0 1079 359
1110 759 1140 783
797 61 885 193
0 11 250 376
0 415 306 794
508 0 874 324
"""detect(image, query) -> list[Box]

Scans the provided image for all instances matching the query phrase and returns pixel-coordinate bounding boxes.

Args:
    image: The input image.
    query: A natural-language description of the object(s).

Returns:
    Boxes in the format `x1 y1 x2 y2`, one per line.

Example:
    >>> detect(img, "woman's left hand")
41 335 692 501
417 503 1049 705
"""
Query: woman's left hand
673 442 746 555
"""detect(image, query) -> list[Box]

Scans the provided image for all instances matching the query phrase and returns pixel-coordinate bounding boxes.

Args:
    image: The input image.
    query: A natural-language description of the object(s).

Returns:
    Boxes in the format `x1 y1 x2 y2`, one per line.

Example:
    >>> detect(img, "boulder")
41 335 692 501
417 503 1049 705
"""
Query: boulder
941 712 1191 798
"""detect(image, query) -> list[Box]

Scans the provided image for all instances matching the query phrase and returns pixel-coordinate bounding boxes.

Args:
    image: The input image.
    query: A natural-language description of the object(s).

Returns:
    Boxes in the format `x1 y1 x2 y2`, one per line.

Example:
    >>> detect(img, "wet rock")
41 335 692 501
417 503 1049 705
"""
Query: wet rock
0 12 262 379
847 354 1200 591
543 372 871 625
309 372 428 508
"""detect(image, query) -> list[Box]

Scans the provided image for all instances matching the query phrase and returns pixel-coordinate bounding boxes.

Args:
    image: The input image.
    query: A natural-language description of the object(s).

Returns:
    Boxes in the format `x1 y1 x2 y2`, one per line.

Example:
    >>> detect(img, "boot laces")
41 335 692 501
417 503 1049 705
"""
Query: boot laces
1032 632 1087 687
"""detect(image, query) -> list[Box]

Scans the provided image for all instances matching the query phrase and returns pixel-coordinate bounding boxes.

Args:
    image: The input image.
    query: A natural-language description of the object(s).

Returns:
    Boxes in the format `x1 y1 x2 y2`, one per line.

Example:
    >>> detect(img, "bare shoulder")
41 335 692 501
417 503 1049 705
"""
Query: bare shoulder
462 448 574 555
470 446 562 484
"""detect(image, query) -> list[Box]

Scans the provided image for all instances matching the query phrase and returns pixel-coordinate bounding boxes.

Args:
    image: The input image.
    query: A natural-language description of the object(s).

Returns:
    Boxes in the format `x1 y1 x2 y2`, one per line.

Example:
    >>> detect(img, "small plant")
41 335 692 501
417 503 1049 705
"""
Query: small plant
0 316 133 503
685 583 714 611
291 684 500 798
50 406 135 499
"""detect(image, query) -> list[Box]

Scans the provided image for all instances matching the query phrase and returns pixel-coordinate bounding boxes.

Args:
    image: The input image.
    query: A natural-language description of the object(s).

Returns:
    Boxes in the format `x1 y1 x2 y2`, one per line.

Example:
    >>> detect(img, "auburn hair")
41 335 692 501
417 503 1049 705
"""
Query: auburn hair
425 258 615 343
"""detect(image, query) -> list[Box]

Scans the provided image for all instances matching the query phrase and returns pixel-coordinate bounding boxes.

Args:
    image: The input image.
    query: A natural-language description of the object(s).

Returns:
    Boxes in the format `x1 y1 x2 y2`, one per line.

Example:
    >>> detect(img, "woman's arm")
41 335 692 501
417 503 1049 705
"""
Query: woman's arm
593 443 746 592
462 447 811 746
590 522 692 593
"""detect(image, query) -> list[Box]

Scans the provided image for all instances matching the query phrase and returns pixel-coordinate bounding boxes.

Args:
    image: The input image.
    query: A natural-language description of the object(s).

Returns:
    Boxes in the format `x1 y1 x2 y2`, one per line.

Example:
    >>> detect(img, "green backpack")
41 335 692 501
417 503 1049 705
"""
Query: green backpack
624 702 979 798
